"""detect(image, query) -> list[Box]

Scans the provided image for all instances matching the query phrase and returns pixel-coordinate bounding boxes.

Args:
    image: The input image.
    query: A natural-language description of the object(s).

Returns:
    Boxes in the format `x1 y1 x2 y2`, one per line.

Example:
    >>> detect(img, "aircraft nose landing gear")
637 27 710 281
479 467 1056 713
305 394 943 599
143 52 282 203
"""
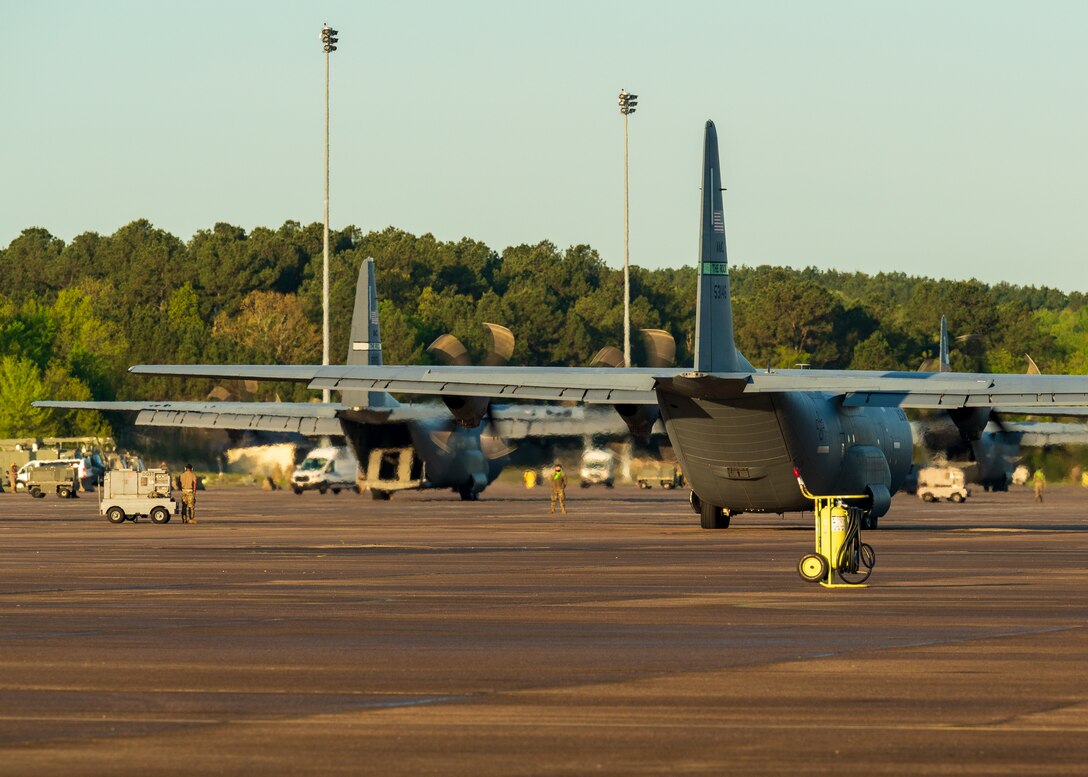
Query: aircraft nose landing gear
793 469 876 588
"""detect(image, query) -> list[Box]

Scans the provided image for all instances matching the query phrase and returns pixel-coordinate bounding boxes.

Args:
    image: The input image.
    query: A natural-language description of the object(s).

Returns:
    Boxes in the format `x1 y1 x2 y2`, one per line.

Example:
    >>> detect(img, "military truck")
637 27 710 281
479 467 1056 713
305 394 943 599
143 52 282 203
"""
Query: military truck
99 468 176 524
636 462 684 490
25 464 79 499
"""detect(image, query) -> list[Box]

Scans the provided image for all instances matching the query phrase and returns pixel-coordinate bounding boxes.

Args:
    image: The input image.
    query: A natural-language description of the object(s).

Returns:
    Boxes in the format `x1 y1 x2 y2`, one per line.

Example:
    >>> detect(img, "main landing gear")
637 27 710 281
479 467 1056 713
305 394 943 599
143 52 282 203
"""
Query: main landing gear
690 491 731 529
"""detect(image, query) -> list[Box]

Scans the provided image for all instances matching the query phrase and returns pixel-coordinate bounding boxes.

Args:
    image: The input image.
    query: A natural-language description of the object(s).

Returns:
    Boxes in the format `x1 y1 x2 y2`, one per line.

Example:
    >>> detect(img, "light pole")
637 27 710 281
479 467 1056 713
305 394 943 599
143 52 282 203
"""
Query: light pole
320 23 338 402
618 88 637 367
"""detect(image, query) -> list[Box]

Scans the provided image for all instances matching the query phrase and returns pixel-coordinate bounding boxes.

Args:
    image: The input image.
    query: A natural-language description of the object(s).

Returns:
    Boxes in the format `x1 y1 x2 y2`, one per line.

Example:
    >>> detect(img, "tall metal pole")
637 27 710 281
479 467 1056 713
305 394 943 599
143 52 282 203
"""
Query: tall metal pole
618 88 637 368
322 45 330 401
320 24 338 402
622 111 630 369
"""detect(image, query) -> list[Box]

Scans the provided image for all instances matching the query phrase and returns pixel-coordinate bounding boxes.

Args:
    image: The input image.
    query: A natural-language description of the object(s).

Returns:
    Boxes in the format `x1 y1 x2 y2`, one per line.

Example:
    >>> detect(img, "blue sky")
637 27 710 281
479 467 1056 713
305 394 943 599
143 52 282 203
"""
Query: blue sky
3 1 1086 289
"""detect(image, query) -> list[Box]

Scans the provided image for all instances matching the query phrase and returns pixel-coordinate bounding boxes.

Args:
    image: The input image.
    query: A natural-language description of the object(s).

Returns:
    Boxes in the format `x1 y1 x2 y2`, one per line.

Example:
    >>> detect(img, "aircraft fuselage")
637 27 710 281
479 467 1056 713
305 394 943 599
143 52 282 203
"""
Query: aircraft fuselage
660 389 912 516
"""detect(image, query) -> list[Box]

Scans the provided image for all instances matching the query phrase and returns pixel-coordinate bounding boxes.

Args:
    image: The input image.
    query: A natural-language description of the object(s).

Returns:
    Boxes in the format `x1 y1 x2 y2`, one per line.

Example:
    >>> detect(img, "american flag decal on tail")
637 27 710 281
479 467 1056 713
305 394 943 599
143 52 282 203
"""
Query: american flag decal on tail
712 210 724 234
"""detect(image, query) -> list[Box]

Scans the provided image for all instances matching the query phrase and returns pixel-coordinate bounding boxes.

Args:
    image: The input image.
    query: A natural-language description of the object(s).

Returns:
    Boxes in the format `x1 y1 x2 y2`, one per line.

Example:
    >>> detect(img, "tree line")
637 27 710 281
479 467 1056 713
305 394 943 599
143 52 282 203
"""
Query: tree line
3 219 1087 438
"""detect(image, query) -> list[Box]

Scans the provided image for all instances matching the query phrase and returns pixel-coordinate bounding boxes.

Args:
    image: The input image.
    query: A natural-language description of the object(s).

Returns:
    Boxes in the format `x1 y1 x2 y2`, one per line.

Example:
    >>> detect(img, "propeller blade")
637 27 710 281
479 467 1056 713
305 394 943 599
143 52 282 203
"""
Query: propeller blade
640 328 676 368
1026 354 1041 375
479 429 516 460
482 322 515 366
589 345 625 368
427 334 472 366
429 429 454 454
207 385 233 401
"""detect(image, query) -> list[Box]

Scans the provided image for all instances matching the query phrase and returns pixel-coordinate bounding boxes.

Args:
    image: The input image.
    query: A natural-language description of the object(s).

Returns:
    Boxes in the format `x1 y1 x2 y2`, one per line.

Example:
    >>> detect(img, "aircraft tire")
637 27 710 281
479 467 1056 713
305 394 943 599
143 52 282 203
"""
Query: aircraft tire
458 486 479 502
700 502 730 529
688 490 702 514
292 486 303 495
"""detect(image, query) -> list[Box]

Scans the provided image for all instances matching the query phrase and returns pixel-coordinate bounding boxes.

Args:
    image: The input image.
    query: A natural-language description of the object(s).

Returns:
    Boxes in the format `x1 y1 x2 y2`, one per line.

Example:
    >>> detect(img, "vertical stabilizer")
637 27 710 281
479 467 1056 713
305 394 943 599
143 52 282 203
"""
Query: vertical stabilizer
693 121 742 373
343 257 395 408
939 315 950 372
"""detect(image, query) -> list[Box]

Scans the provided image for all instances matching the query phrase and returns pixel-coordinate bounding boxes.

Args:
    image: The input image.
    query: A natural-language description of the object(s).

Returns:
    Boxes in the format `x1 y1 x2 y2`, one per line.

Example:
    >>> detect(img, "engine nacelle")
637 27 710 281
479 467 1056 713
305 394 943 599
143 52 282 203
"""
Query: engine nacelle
613 403 660 442
866 483 892 518
440 395 490 428
948 407 992 443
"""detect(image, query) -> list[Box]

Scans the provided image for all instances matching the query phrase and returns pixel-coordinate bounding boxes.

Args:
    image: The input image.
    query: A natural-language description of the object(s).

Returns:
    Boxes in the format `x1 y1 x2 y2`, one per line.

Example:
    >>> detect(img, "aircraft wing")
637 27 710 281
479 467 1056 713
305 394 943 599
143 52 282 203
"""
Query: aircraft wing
32 398 650 439
489 404 660 438
32 399 448 435
127 364 1088 410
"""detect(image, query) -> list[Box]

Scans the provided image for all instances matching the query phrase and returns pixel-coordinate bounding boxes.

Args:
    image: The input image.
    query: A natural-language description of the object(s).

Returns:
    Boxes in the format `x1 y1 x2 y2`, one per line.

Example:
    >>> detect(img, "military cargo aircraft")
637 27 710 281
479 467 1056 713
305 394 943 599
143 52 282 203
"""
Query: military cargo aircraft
37 258 630 500
912 316 1088 490
39 120 1088 526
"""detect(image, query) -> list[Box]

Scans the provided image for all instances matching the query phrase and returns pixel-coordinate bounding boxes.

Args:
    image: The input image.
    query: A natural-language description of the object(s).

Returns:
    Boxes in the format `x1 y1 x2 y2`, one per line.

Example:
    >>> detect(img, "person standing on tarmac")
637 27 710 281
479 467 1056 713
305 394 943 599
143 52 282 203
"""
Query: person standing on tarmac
550 464 567 514
179 464 198 523
9 463 18 495
1032 468 1047 503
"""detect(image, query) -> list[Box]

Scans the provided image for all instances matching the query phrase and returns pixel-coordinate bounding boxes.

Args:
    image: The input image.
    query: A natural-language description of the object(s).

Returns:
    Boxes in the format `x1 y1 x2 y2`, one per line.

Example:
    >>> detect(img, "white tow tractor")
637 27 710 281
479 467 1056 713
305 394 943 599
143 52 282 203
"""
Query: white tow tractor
99 468 176 524
917 466 970 503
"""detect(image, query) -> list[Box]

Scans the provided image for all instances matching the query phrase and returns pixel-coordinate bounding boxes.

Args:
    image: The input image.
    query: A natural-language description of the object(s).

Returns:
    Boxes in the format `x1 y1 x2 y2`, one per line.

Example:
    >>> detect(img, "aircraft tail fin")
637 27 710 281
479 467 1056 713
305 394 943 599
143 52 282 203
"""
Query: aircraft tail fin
693 120 743 373
939 315 950 372
918 315 953 373
343 257 396 408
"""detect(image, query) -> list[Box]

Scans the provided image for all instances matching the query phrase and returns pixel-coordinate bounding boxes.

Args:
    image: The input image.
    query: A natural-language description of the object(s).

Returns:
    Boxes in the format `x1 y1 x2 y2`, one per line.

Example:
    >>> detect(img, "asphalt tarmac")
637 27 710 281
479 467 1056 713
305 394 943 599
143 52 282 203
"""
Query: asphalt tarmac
1 480 1086 776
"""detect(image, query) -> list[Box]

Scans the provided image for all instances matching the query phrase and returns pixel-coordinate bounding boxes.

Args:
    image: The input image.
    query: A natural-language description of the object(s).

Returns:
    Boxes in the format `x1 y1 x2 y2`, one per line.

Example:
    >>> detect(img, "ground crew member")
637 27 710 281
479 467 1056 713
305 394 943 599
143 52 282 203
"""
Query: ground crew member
550 464 567 514
1032 468 1046 503
179 464 198 523
9 463 18 495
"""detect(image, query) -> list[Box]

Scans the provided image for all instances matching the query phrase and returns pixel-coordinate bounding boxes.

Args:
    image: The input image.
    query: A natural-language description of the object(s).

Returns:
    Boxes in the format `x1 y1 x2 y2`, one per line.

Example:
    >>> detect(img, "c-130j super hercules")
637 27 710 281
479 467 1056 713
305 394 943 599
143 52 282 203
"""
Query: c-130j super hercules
40 121 1088 528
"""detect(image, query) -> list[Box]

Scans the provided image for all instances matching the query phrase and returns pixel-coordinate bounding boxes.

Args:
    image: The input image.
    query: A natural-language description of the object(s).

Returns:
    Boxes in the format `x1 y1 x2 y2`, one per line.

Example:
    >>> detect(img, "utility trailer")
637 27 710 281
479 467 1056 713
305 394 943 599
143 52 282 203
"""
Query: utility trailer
99 468 176 524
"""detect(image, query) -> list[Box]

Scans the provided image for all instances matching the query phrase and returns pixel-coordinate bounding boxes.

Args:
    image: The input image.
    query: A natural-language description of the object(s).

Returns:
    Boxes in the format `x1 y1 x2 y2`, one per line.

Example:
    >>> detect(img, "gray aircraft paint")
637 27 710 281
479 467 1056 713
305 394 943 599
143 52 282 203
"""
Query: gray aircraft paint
694 121 741 374
659 120 910 518
343 257 395 409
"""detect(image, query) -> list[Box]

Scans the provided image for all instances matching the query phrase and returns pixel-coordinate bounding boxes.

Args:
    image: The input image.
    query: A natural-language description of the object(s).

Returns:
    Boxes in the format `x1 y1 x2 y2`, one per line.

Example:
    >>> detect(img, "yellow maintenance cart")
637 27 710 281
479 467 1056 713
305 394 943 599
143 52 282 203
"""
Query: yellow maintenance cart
793 468 876 588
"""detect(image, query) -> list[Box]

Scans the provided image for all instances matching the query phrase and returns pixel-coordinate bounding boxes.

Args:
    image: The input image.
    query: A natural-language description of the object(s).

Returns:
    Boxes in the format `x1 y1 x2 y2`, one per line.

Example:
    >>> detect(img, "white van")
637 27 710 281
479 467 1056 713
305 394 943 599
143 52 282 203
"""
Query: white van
290 446 360 495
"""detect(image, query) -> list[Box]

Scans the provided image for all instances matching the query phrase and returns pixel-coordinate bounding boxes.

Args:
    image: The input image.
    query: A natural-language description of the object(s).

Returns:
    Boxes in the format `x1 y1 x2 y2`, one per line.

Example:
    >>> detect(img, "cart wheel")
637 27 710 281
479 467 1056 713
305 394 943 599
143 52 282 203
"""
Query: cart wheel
950 493 964 503
319 485 328 495
106 506 126 524
57 487 70 499
331 488 341 495
798 553 828 583
149 506 170 524
31 488 45 499
292 485 303 495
